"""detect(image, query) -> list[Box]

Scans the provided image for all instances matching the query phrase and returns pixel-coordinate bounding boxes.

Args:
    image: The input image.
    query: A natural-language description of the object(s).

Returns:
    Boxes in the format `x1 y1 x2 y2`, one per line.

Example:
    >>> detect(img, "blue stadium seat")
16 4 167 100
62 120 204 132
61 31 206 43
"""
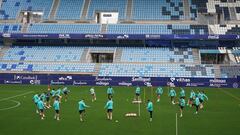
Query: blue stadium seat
28 23 101 34
2 46 85 62
107 24 209 35
0 0 53 20
55 0 84 20
99 63 215 78
132 0 184 20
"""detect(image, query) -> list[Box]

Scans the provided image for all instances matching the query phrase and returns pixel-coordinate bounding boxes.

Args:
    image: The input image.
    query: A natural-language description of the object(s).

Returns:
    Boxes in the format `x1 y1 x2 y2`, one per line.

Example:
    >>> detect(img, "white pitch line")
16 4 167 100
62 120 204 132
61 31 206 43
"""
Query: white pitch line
176 113 178 135
0 100 21 111
138 102 141 117
220 89 240 101
0 91 34 102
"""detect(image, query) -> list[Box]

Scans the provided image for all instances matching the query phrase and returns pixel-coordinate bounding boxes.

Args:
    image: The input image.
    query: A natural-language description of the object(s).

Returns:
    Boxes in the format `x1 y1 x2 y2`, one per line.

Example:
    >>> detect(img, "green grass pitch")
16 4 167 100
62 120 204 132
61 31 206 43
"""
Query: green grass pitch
0 84 240 135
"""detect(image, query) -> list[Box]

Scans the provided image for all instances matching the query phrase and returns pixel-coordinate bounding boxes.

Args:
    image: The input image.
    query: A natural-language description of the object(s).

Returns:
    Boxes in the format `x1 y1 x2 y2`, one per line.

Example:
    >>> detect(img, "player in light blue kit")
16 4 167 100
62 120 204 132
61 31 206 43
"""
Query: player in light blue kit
156 87 163 102
53 97 60 121
107 86 114 99
187 90 196 107
199 91 208 109
104 97 113 120
168 88 177 104
33 94 40 114
179 88 185 99
194 95 201 114
146 99 153 122
135 86 141 101
62 86 70 102
78 99 90 122
37 98 45 120
178 98 185 117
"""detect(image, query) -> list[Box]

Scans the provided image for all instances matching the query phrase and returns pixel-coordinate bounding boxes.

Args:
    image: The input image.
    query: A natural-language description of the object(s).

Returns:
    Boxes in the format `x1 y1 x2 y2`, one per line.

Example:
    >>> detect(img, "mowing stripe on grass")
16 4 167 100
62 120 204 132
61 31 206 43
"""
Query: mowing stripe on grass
0 91 34 102
220 89 240 101
176 113 178 135
0 100 21 111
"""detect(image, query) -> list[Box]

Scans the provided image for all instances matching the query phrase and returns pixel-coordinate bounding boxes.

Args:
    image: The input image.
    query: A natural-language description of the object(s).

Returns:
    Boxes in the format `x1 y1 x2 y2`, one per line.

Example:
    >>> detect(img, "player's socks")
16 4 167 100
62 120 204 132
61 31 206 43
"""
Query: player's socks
36 110 39 114
150 118 152 122
180 114 183 117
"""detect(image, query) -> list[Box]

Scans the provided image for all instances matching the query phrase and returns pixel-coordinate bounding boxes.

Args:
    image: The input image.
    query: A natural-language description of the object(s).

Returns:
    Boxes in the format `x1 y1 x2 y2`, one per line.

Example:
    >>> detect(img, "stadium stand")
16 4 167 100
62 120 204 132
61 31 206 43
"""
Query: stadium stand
0 0 53 20
132 0 184 20
55 0 84 20
121 47 194 63
0 24 22 33
99 63 215 77
220 65 240 78
0 62 95 73
1 46 84 62
87 0 127 20
231 47 240 63
107 24 209 35
28 24 101 33
209 25 240 35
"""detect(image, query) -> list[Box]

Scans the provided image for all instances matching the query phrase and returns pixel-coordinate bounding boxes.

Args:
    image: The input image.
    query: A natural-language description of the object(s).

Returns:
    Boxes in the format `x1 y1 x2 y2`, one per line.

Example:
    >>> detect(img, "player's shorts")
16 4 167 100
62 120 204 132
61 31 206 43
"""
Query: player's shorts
107 109 113 112
148 110 153 113
136 93 140 96
79 110 85 114
157 93 161 96
55 110 59 114
189 98 193 101
199 99 204 103
40 109 44 113
180 96 185 99
180 106 184 109
63 91 68 95
46 97 50 101
35 102 38 105
91 93 95 96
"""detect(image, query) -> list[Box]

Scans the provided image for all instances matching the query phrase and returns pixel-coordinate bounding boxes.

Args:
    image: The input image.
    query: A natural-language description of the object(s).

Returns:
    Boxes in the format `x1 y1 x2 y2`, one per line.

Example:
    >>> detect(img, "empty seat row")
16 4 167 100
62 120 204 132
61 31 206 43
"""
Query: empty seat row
99 63 215 78
2 46 85 62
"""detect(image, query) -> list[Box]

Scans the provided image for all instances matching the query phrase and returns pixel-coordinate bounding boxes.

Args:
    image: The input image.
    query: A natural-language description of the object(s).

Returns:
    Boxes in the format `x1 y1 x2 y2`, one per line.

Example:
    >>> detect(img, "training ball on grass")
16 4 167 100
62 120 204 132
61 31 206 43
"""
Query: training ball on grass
115 120 119 123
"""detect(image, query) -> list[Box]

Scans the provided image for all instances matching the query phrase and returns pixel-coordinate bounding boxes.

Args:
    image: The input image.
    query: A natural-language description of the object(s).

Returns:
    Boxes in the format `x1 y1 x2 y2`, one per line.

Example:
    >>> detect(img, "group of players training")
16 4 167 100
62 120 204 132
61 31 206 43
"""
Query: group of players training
32 85 208 122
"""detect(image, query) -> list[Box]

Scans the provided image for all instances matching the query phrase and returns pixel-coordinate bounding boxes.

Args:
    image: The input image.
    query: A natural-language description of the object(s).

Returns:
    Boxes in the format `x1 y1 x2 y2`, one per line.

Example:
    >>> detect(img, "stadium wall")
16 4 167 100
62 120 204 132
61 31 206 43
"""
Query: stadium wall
0 73 239 88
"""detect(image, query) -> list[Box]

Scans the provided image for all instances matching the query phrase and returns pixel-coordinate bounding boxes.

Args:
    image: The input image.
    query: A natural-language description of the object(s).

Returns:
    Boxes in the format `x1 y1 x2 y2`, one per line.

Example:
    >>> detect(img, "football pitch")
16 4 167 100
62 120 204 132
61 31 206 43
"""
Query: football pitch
0 85 240 135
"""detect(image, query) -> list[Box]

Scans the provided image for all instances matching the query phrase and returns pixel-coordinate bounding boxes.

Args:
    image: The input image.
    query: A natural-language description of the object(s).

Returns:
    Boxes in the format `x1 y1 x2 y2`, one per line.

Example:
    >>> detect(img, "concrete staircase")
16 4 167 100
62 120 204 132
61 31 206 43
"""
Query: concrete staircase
227 50 238 64
80 48 90 63
93 63 101 76
114 48 123 62
21 23 29 33
126 0 133 20
0 46 10 59
80 0 91 20
214 65 221 78
101 24 107 33
229 7 237 21
49 0 60 20
192 48 201 64
0 0 2 8
183 0 190 20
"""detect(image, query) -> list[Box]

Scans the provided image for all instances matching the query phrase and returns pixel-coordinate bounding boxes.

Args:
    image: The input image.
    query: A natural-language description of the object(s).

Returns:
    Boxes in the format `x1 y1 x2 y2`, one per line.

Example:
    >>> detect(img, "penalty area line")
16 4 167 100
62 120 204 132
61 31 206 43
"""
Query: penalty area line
0 91 34 102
